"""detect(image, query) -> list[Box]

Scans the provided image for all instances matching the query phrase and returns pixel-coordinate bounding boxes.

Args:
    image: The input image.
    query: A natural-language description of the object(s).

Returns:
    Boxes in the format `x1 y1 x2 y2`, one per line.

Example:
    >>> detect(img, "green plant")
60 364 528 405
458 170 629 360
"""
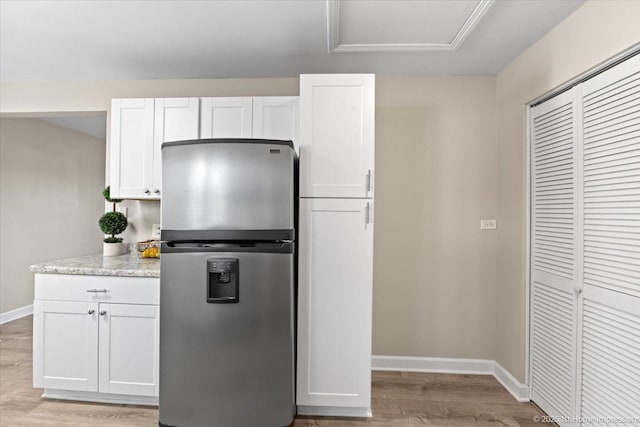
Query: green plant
99 186 127 243
99 211 128 243
103 186 123 205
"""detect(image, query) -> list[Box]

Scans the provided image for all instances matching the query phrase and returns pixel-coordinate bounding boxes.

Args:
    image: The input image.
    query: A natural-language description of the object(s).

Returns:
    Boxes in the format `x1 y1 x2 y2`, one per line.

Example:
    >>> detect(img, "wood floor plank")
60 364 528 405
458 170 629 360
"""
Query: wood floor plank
0 316 548 426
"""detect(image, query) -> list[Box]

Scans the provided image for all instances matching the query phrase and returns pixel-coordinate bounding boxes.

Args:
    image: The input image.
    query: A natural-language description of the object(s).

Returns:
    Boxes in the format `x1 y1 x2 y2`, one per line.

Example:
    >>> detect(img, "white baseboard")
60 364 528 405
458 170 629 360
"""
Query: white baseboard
493 361 530 402
297 405 372 418
42 389 158 406
372 355 530 403
372 355 495 375
0 304 33 325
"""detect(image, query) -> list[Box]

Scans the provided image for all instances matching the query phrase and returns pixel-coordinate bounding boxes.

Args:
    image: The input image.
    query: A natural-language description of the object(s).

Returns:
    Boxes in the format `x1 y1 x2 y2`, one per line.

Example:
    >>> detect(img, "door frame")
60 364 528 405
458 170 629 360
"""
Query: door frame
525 45 640 398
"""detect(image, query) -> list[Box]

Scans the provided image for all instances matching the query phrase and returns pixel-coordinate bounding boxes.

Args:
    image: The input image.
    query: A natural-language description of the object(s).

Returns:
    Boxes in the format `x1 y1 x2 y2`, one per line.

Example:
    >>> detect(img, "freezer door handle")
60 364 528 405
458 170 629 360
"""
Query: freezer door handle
161 241 294 254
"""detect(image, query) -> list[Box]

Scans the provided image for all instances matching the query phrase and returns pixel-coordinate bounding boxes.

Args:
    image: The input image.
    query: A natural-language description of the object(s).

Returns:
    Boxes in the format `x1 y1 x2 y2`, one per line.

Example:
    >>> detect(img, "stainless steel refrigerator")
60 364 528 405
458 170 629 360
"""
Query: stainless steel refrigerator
159 139 296 427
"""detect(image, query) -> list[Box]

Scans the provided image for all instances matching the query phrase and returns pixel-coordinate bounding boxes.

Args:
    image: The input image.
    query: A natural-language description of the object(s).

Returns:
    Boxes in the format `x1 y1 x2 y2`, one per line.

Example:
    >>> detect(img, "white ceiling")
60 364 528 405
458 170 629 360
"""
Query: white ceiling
0 0 584 82
332 0 491 51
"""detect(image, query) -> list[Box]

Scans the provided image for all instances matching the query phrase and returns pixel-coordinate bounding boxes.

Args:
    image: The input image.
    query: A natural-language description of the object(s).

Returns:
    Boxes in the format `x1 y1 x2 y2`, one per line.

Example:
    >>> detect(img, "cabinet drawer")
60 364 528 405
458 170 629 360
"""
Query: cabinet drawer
35 274 159 305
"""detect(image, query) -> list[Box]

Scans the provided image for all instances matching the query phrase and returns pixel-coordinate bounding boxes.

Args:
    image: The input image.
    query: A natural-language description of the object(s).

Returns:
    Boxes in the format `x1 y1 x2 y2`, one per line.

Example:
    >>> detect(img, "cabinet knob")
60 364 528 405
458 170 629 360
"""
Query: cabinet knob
100 310 107 316
144 189 151 195
153 189 160 195
88 309 95 315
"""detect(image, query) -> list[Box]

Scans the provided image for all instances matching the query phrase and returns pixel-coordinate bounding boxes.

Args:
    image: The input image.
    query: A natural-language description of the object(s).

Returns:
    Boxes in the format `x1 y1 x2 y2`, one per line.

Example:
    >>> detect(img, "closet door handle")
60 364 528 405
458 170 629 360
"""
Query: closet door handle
100 310 107 316
573 287 583 295
88 309 95 315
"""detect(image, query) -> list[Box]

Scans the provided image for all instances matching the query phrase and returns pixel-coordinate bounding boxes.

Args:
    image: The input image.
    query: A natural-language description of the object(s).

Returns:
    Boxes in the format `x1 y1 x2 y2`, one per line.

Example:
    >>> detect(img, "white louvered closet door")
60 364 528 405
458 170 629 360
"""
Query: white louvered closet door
530 88 580 425
579 54 640 424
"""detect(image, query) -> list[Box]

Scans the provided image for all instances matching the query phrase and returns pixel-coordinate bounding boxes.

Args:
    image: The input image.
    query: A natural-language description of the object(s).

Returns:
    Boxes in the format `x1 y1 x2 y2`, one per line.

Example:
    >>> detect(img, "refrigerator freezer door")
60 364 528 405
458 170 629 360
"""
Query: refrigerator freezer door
161 139 295 233
159 249 295 427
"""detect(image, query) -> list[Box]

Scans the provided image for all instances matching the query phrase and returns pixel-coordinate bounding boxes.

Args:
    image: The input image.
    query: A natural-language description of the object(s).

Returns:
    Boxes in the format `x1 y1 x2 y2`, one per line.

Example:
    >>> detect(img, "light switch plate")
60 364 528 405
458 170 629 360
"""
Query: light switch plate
151 224 161 239
480 219 497 230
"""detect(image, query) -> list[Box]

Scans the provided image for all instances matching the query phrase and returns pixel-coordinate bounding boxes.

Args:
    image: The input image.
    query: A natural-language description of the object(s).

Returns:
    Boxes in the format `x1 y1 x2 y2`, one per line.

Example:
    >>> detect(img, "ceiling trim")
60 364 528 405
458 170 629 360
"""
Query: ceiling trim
327 0 495 53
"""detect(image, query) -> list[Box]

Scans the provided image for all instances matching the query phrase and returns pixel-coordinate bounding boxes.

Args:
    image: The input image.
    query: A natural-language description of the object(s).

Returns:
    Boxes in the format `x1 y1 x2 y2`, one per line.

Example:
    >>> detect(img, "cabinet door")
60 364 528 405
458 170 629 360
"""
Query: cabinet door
98 303 160 397
530 88 580 424
33 300 99 392
152 98 200 198
578 55 640 421
299 74 375 198
109 98 155 199
252 97 299 151
297 198 373 409
200 97 252 138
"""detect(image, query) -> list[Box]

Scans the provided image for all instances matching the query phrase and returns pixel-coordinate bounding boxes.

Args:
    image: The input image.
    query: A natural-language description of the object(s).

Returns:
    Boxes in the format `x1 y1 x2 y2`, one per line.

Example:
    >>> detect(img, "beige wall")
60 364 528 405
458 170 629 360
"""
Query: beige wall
374 76 497 358
495 0 640 382
0 118 105 313
0 78 299 114
0 76 501 361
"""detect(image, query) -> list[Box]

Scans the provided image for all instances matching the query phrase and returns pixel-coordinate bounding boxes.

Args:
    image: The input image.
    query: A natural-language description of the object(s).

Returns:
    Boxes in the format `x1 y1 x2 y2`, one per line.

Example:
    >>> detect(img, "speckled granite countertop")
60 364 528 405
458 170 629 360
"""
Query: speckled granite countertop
29 252 160 277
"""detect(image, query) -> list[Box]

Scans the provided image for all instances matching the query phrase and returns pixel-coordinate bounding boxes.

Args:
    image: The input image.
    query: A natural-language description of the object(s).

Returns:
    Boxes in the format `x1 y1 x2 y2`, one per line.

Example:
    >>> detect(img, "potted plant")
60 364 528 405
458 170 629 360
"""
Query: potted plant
99 186 128 256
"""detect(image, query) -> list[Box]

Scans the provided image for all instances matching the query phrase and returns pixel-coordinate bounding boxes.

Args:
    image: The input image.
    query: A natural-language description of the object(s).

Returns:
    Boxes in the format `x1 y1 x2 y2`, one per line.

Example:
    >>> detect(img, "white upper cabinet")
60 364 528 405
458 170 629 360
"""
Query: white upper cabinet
299 74 375 198
253 97 299 149
152 98 200 197
111 96 298 199
110 97 199 199
110 98 155 199
200 97 253 138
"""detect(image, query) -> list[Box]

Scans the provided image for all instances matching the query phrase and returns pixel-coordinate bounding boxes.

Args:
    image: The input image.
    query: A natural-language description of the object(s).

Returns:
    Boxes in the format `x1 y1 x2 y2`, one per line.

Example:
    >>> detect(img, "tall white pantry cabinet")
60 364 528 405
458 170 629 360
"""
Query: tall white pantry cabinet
297 74 375 417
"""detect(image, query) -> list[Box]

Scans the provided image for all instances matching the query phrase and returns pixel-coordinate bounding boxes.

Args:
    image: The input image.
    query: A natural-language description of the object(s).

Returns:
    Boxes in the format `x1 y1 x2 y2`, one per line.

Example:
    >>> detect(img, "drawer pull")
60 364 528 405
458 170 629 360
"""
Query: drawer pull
100 310 107 316
86 289 109 293
88 309 95 315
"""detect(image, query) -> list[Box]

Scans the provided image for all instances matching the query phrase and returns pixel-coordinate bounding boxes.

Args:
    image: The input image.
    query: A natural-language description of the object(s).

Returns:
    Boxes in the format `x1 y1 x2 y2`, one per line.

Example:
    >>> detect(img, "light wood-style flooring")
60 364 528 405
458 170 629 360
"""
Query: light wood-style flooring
1 316 546 426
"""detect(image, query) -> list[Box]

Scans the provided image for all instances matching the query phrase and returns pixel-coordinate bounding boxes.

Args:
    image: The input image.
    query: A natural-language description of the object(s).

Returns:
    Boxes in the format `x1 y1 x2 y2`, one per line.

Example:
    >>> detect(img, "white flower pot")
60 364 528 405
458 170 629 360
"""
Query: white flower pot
103 242 123 257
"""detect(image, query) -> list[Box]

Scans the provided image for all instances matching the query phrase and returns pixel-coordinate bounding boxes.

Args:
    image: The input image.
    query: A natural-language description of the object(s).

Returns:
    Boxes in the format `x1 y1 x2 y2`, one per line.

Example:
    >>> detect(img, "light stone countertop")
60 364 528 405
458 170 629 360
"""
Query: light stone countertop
29 251 160 278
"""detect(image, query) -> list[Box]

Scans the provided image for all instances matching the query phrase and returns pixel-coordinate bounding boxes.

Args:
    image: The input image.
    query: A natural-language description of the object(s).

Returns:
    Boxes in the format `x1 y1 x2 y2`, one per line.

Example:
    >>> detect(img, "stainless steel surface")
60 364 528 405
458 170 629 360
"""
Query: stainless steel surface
161 141 295 232
86 289 108 293
159 250 295 427
87 309 95 315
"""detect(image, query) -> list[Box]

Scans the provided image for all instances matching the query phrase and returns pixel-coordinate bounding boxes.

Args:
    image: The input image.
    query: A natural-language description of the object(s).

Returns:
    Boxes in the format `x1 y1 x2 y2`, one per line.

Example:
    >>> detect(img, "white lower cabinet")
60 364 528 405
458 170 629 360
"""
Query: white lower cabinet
33 300 99 392
33 274 160 405
297 198 373 416
98 303 159 397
